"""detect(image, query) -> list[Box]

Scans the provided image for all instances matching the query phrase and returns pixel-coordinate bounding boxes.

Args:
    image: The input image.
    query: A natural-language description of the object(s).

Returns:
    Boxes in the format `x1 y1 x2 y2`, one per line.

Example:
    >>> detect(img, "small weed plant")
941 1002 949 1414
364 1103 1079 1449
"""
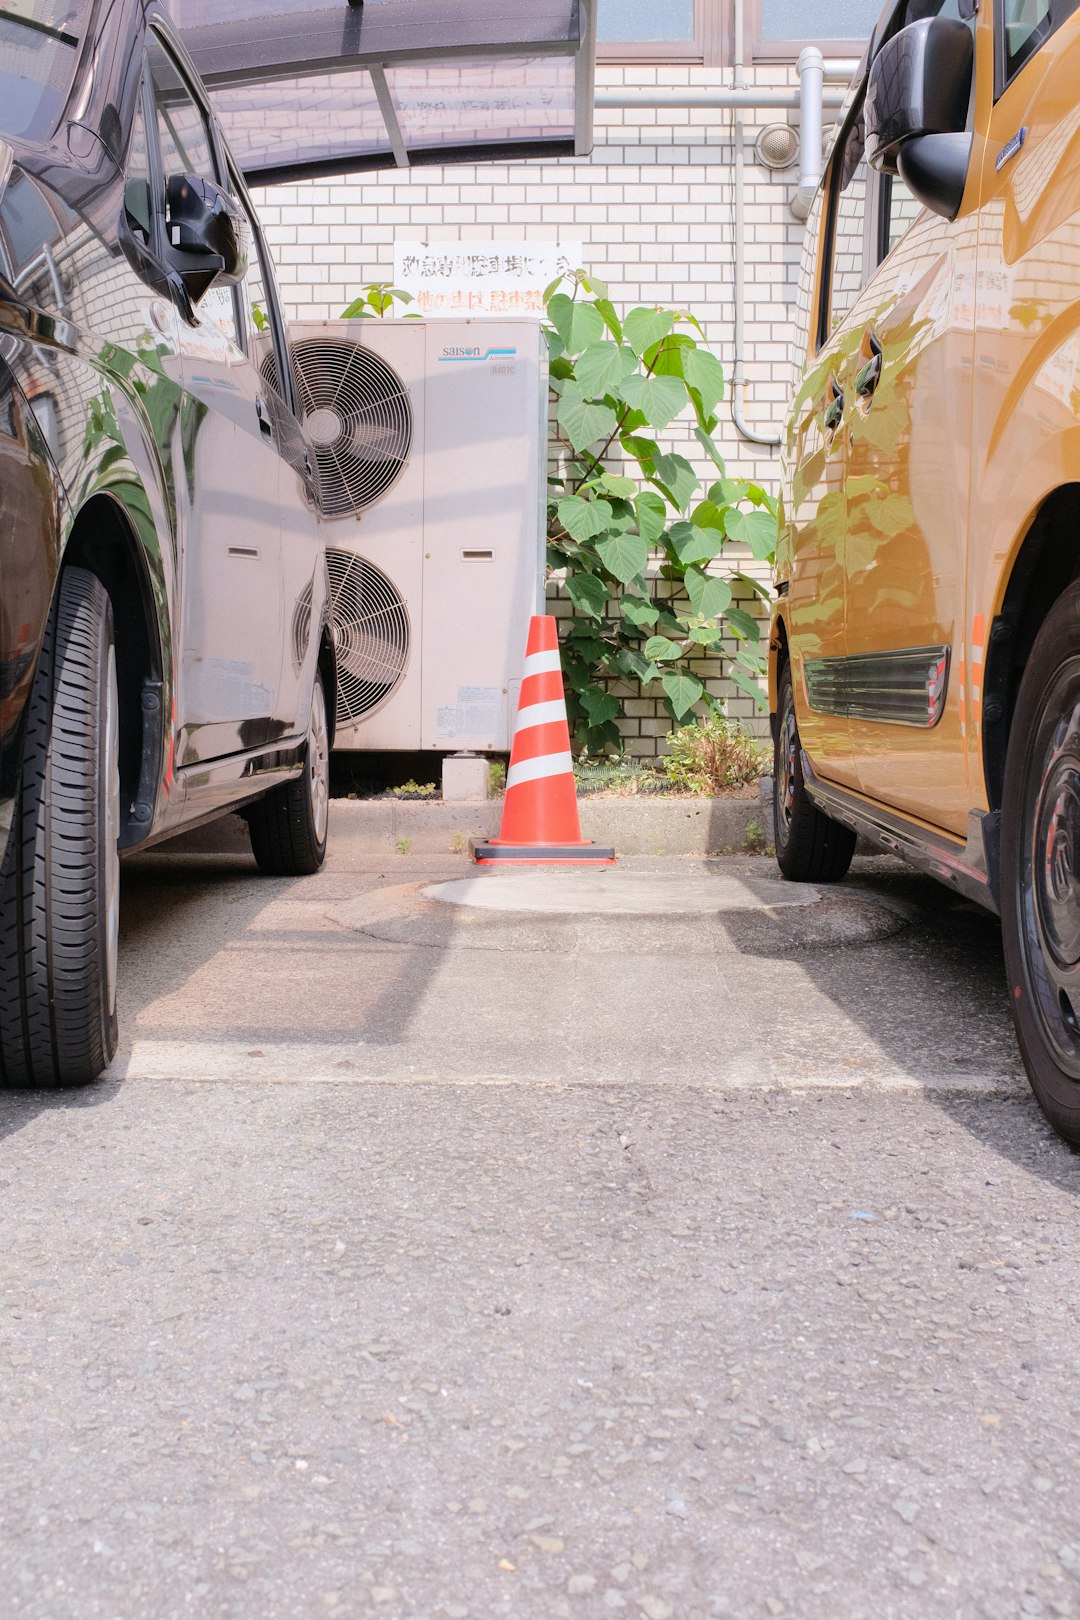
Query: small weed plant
386 780 437 801
662 714 769 797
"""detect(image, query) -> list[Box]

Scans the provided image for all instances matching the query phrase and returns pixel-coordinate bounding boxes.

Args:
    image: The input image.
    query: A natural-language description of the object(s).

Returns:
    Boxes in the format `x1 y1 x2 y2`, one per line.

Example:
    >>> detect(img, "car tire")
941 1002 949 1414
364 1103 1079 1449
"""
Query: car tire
773 659 856 883
1000 579 1080 1144
0 568 120 1087
247 668 330 876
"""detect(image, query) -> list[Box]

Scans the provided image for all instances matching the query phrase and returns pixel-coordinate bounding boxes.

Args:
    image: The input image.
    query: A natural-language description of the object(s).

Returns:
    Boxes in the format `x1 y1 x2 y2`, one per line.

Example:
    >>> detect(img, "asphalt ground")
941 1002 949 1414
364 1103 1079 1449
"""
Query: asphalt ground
2 850 1078 1620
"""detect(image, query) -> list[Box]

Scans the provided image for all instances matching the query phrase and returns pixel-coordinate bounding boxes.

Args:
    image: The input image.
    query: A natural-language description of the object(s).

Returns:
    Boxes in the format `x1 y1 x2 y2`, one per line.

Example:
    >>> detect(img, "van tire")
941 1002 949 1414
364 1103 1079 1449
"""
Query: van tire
1001 580 1080 1144
247 668 330 876
0 568 120 1088
773 661 856 883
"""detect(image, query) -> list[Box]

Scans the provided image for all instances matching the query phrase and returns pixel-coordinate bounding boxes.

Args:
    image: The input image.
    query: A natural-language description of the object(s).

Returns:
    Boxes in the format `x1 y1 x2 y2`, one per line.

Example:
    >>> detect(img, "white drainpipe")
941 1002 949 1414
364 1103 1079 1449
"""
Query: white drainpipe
791 45 826 221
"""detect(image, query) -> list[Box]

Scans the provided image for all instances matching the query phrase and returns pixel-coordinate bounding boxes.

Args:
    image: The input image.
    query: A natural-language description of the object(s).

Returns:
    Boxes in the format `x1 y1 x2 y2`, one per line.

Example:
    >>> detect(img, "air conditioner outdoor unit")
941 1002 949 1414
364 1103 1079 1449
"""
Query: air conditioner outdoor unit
266 317 547 753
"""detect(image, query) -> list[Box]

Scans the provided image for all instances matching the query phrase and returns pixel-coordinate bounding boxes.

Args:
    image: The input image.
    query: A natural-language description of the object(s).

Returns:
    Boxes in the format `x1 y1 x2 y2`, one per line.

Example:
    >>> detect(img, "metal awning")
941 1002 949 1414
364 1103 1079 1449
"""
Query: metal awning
167 0 595 185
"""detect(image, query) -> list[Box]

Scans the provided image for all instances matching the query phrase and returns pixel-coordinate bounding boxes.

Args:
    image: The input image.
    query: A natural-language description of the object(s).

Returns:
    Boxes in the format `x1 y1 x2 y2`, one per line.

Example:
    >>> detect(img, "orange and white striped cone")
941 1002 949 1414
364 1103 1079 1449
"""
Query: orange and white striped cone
472 616 615 865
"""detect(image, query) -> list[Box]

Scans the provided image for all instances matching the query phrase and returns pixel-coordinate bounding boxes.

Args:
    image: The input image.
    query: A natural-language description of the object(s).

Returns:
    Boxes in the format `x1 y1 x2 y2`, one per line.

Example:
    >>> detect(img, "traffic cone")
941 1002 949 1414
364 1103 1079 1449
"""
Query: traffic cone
472 616 615 864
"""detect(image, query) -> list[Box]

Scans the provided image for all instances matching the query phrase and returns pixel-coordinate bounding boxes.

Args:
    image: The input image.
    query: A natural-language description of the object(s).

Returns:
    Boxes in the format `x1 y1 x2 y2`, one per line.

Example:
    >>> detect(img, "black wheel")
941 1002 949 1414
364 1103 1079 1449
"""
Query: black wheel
0 568 120 1087
773 660 856 883
247 668 330 875
1001 580 1080 1144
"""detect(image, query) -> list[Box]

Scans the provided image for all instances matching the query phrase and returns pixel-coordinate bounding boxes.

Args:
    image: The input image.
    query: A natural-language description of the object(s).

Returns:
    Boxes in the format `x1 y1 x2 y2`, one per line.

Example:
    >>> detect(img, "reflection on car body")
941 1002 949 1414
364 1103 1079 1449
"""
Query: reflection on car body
773 0 1080 1144
0 0 333 1088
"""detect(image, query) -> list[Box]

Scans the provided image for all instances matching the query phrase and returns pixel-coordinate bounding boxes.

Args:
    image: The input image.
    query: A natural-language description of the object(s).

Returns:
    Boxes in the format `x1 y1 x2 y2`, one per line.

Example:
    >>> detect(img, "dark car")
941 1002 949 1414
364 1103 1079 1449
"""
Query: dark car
0 1 334 1088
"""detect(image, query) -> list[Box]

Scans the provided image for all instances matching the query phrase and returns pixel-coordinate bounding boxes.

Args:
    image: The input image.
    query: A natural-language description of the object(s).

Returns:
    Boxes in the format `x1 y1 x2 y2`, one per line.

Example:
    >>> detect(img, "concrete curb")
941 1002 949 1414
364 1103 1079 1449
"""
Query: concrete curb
157 788 772 860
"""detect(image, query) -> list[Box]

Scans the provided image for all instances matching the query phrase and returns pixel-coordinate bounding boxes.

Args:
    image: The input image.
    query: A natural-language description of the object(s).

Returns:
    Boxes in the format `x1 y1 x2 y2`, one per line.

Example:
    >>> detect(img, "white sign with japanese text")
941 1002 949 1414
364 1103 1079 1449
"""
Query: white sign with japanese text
393 241 583 317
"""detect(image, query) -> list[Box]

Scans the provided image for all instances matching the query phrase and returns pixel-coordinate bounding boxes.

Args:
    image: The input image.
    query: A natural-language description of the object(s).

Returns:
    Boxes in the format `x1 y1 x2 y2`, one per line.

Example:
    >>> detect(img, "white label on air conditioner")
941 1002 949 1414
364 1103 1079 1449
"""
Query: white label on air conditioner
435 686 503 741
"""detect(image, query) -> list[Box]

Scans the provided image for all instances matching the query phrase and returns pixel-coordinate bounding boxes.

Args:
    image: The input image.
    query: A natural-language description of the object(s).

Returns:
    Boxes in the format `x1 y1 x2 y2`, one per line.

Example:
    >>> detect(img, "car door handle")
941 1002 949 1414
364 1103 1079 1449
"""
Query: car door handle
255 396 273 437
822 384 844 434
854 332 883 402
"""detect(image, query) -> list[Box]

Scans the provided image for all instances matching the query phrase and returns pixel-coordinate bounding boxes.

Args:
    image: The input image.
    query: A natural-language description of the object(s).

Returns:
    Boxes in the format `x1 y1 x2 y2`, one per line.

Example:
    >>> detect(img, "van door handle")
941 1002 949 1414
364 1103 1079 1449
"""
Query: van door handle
822 381 844 434
256 396 273 437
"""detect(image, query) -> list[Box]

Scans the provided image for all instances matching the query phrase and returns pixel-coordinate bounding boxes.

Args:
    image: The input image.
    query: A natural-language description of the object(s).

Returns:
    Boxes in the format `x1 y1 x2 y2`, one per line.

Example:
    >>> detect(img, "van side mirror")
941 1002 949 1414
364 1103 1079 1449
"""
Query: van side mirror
164 173 248 302
864 16 974 220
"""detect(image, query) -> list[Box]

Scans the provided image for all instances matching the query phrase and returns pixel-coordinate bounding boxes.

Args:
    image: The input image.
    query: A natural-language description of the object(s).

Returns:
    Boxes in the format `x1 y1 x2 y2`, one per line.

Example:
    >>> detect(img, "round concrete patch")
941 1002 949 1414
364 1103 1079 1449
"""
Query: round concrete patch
330 860 917 957
423 870 821 915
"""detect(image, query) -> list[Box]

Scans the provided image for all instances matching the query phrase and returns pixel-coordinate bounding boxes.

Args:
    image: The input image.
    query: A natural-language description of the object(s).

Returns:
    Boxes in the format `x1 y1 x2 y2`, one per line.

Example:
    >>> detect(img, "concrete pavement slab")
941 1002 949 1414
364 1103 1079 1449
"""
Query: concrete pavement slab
1 1080 1077 1620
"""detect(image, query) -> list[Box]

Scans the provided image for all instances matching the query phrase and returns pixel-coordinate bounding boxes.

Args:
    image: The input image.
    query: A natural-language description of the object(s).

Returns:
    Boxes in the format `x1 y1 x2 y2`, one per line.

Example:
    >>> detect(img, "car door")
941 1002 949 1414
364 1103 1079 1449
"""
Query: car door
223 174 323 744
145 27 285 766
838 2 979 838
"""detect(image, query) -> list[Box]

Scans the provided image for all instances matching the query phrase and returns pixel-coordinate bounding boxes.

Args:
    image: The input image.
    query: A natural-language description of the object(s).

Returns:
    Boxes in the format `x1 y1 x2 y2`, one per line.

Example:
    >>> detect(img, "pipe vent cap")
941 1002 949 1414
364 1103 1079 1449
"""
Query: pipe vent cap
755 123 800 169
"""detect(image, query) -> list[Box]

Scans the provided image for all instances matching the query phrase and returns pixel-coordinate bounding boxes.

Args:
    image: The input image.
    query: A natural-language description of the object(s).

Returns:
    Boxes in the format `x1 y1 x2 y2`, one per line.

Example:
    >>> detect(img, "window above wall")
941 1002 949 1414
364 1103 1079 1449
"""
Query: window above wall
596 0 708 61
753 0 882 58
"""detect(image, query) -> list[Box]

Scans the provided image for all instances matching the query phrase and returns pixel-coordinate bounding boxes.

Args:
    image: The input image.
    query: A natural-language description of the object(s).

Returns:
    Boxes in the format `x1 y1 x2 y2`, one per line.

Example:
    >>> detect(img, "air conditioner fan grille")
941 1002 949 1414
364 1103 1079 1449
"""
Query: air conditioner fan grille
261 339 411 518
326 549 410 724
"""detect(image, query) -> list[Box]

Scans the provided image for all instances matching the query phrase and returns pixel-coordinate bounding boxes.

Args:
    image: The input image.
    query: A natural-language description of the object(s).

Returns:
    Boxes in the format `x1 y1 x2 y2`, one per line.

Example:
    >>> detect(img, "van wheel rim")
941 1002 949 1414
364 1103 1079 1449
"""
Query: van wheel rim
777 696 798 841
1021 675 1080 1076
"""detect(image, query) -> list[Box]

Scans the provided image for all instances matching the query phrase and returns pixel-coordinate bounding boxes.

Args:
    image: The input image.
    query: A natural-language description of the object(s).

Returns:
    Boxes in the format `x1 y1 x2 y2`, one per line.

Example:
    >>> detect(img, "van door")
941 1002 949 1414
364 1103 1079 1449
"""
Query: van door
782 119 868 794
831 0 979 837
840 157 977 837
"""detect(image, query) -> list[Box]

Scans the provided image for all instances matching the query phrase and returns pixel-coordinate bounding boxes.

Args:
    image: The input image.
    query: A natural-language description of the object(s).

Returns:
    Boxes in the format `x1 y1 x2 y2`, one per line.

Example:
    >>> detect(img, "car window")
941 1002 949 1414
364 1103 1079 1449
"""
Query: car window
123 92 152 247
146 30 239 341
227 184 286 396
0 3 89 142
817 114 872 344
999 0 1078 84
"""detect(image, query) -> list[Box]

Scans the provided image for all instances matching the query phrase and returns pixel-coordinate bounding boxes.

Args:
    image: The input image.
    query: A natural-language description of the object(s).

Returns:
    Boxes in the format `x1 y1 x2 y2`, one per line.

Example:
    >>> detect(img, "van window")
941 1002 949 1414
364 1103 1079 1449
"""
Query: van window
999 0 1078 84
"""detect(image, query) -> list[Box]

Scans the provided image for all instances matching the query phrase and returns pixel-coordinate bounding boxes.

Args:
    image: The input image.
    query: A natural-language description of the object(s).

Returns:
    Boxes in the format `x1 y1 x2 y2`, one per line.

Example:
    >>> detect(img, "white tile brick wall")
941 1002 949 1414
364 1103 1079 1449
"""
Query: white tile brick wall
253 60 826 751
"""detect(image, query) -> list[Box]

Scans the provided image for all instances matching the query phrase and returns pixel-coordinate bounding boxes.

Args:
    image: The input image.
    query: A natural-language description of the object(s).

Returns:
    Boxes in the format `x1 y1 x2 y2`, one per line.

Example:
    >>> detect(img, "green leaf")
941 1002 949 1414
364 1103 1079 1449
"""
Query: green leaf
596 530 649 584
542 274 565 303
620 373 687 432
547 293 605 354
620 593 660 628
689 499 726 532
726 607 762 641
623 306 675 357
685 568 732 619
543 327 567 361
723 507 777 561
618 649 660 684
573 341 638 398
615 430 660 469
580 687 620 725
669 522 723 566
651 454 699 513
694 425 726 472
591 470 636 499
662 671 705 721
634 491 667 545
557 387 618 454
687 624 726 645
644 635 683 663
580 272 609 298
594 297 623 343
557 495 613 541
566 570 610 621
745 481 780 516
728 665 767 708
647 334 694 375
733 571 774 602
681 348 725 414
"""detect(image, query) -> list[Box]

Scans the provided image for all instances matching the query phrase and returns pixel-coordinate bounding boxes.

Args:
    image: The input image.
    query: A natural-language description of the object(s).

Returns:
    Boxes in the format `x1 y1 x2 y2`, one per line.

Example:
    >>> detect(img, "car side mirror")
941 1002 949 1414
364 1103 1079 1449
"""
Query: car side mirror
164 173 248 303
864 16 974 221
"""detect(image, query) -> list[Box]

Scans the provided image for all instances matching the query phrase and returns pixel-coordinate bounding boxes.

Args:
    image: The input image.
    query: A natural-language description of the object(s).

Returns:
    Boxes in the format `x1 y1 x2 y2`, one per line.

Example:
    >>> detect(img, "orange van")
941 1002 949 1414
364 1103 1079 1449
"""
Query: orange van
772 0 1080 1140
